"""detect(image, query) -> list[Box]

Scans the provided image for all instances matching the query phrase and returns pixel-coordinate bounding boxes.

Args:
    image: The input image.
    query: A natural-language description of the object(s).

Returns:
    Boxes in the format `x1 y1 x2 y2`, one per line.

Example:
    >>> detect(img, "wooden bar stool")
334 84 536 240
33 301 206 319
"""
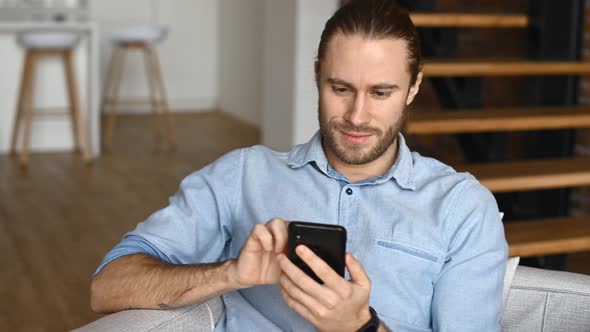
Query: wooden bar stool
101 26 176 151
10 31 92 166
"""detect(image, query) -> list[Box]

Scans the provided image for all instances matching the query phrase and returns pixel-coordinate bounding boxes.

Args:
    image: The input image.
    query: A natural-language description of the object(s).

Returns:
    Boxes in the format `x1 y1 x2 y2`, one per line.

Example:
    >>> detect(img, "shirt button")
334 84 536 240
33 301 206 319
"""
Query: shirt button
346 188 353 195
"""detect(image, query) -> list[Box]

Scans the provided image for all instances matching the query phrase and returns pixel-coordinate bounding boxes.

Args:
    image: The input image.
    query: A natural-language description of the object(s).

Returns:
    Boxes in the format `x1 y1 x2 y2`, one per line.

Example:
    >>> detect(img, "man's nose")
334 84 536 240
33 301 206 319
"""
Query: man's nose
344 94 370 126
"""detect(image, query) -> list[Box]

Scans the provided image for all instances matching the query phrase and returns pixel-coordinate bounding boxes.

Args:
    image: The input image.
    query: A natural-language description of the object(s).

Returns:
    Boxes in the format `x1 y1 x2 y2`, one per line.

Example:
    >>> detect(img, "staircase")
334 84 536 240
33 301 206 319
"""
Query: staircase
407 6 590 260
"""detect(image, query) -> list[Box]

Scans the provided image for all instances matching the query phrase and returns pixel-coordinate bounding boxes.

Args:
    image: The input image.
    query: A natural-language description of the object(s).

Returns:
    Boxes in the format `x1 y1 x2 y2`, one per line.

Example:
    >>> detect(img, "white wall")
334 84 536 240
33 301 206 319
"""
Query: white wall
261 0 296 151
261 0 337 150
217 0 264 126
90 0 218 112
293 0 338 145
90 0 338 149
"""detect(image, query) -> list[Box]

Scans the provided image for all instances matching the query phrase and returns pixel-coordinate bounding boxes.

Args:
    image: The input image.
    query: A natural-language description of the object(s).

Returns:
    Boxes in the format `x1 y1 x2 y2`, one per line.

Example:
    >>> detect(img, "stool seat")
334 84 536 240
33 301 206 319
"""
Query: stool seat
18 31 81 49
112 26 167 45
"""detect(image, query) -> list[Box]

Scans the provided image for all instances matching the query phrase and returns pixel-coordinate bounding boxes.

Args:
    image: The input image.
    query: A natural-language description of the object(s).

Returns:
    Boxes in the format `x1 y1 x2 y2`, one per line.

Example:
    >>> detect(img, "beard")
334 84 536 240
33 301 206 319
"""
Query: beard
319 107 406 165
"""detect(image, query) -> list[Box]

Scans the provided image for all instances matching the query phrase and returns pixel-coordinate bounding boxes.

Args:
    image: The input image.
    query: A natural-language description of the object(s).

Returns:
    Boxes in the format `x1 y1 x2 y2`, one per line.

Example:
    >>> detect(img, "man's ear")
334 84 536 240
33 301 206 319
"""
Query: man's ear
405 71 423 106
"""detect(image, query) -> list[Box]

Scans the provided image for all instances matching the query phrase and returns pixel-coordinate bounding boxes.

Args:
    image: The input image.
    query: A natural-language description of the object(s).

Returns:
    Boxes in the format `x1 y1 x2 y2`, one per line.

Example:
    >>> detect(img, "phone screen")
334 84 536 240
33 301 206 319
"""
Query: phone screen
287 221 347 284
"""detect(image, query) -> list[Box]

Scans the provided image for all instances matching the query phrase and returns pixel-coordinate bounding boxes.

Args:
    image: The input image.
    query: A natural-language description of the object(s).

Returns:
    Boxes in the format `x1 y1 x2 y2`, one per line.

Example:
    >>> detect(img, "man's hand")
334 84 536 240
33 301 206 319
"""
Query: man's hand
232 218 288 288
278 245 372 332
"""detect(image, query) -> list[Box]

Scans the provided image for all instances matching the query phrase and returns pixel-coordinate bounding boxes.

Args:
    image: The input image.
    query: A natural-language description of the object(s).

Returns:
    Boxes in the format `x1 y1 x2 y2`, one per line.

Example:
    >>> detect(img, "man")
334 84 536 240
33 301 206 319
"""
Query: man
91 0 508 331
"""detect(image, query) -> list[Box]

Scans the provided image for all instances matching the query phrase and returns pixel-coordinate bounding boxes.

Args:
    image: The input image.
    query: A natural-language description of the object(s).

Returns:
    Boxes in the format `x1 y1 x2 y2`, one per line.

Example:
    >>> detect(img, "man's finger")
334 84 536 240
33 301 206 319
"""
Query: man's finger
278 253 334 301
267 218 288 253
279 274 326 314
296 245 345 288
345 253 371 288
244 224 273 252
280 286 316 324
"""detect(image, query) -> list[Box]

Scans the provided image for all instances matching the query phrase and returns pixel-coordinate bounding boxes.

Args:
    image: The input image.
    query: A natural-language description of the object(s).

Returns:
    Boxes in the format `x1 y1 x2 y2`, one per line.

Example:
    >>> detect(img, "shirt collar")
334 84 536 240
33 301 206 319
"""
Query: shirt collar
287 131 416 190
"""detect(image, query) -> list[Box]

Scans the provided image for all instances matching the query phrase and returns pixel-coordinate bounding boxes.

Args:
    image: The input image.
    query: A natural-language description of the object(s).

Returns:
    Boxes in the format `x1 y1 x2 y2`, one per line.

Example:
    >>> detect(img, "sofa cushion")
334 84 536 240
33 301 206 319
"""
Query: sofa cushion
502 256 520 311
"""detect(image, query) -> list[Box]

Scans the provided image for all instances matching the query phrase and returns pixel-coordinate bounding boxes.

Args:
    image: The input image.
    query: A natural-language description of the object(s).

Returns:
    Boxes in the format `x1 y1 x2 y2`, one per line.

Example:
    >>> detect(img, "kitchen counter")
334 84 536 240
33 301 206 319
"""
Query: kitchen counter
0 21 100 158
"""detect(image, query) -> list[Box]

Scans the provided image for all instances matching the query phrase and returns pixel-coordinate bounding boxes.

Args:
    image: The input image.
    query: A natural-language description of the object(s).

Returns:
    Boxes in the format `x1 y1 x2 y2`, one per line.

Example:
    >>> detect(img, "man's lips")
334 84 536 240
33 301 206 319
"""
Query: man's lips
340 130 372 144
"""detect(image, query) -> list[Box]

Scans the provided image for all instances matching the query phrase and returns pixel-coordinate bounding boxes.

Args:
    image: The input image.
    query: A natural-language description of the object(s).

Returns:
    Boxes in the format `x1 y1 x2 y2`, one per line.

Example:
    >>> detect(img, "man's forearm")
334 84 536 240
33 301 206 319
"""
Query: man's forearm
90 254 239 313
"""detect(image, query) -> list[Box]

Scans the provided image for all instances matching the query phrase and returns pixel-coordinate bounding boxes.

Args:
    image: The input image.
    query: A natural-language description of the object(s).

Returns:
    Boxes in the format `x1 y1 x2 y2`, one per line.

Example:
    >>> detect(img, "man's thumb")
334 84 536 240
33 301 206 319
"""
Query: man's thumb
346 253 370 288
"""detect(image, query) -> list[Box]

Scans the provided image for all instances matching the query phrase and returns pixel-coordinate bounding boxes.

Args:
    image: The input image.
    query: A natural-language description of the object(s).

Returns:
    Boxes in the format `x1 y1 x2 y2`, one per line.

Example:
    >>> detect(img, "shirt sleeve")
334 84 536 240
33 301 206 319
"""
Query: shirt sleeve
431 180 508 332
93 234 173 276
93 148 244 276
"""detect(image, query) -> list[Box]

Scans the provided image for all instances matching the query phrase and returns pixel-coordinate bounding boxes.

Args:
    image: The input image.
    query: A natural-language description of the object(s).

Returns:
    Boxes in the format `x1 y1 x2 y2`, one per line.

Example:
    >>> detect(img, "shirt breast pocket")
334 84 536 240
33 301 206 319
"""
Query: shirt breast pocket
366 239 444 330
372 238 443 279
376 240 440 263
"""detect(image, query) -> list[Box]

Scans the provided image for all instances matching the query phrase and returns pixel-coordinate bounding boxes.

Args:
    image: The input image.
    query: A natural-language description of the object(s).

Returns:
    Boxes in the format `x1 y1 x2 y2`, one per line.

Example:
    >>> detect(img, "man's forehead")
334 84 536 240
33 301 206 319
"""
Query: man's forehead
322 33 411 84
326 32 409 56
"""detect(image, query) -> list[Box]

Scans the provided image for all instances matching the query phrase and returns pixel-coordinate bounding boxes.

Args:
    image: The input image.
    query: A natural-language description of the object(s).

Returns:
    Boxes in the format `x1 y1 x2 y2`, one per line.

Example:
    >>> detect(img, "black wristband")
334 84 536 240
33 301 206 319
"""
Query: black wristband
357 306 380 332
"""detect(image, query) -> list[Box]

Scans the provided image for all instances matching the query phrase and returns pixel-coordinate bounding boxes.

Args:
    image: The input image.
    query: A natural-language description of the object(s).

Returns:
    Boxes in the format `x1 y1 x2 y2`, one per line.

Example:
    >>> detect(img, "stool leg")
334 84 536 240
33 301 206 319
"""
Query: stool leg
142 44 163 145
103 47 126 151
146 44 176 147
10 51 33 157
20 52 38 167
63 50 81 153
64 49 92 162
100 45 118 111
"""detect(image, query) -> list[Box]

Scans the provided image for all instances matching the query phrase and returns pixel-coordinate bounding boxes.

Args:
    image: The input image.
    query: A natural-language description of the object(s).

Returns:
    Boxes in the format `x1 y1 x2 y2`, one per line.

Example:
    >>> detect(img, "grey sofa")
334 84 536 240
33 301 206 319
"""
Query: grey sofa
75 258 590 332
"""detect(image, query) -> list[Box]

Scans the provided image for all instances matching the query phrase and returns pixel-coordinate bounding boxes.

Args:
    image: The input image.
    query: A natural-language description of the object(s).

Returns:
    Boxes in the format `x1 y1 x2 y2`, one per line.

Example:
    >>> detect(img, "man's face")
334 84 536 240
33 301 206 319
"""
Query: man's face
317 33 422 165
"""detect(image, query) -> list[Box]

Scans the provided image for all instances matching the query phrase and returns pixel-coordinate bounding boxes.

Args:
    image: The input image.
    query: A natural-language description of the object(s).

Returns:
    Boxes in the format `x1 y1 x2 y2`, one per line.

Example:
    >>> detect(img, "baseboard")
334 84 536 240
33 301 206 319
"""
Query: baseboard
114 98 217 114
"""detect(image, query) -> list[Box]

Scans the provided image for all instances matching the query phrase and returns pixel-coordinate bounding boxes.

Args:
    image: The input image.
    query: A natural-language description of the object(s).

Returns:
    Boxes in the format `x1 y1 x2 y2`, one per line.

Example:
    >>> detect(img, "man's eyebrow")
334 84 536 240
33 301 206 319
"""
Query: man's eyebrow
327 78 399 90
327 78 354 88
370 83 400 90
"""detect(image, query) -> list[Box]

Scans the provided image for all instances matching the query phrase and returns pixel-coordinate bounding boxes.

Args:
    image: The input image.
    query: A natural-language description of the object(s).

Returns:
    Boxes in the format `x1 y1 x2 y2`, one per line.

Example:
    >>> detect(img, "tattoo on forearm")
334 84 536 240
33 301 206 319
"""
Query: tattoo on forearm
159 303 173 309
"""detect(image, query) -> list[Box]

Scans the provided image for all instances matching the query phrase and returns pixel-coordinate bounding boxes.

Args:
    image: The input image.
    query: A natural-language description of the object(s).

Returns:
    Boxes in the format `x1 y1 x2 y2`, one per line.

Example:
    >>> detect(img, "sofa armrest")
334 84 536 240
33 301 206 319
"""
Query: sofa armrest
75 264 590 331
73 297 224 332
501 265 590 332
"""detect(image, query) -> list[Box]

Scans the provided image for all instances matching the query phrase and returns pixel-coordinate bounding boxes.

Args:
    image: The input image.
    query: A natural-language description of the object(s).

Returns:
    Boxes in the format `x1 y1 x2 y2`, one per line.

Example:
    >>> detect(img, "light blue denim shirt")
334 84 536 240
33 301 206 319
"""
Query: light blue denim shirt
96 132 508 332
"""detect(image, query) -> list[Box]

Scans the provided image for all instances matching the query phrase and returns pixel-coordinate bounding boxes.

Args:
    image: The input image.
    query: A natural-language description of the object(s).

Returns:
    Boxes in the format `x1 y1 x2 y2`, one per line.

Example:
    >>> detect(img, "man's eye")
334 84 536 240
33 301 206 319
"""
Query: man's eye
372 90 391 99
333 86 349 94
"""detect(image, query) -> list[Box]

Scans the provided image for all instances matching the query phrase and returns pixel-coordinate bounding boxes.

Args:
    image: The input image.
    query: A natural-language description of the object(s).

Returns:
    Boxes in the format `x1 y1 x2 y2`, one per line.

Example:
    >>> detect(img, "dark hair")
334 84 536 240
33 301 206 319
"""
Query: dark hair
316 0 422 86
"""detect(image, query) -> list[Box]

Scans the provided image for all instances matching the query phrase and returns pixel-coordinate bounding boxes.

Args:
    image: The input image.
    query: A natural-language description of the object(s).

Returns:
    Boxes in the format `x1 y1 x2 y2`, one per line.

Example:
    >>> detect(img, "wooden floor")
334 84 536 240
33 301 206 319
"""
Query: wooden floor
0 112 588 331
0 112 259 331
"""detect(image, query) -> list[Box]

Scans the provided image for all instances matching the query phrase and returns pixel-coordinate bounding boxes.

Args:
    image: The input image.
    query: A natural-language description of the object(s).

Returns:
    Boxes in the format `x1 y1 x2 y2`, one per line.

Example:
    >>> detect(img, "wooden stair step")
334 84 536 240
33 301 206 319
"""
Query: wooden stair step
410 13 529 28
459 157 590 193
505 217 590 257
423 60 590 77
406 106 590 134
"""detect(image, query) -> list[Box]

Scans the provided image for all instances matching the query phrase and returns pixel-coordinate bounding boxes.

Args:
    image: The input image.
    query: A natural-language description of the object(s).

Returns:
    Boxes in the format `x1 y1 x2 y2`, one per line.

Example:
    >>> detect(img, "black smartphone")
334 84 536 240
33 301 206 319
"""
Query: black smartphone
287 221 347 284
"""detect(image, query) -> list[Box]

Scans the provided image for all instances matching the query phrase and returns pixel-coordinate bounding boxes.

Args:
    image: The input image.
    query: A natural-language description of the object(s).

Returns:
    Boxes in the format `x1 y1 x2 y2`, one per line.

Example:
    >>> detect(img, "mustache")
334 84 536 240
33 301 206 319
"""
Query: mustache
331 122 382 135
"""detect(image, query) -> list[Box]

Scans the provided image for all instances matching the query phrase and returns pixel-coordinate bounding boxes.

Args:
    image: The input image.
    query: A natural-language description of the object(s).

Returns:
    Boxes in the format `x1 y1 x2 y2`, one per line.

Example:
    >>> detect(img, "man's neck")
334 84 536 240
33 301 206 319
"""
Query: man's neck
324 140 399 183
